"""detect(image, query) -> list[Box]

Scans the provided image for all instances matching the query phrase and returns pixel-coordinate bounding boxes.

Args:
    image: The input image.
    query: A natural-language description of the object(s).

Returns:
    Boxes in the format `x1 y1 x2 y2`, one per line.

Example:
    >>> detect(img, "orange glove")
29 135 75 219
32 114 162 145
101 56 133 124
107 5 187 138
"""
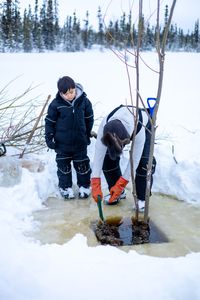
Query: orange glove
91 178 103 203
109 176 129 204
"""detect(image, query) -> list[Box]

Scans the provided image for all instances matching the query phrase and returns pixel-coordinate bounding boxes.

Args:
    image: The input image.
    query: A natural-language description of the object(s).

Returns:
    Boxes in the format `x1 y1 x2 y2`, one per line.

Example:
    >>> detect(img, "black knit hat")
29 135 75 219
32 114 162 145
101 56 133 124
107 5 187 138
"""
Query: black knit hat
57 76 75 93
101 119 130 160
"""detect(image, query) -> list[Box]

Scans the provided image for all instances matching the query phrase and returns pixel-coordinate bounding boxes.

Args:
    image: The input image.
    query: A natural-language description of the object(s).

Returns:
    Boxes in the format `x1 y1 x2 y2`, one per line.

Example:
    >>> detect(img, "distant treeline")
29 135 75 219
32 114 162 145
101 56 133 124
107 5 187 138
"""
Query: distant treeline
0 0 199 52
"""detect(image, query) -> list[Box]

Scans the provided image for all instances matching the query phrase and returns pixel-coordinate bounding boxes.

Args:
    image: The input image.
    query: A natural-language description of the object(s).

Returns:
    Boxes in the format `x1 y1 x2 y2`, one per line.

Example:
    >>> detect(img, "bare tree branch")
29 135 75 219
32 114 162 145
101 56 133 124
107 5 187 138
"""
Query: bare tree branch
0 79 49 155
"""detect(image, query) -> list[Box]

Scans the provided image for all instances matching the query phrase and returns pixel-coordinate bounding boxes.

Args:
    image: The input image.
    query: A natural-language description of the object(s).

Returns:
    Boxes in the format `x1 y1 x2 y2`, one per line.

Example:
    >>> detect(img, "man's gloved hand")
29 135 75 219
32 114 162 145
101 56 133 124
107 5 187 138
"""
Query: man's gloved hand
109 176 129 203
47 140 56 149
91 178 103 203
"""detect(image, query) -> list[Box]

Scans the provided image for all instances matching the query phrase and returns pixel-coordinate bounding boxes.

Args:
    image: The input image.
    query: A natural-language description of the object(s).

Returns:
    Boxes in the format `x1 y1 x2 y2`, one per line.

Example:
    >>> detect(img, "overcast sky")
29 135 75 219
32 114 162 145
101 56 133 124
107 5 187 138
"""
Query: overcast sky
20 0 200 32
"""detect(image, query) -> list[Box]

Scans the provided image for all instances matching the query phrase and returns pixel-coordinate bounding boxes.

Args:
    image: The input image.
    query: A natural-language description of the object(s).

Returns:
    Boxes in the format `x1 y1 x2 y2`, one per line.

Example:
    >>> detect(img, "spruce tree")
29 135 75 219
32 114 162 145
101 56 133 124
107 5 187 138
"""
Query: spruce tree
53 0 60 49
40 2 47 49
1 0 14 50
46 0 55 50
96 6 104 45
193 19 200 51
32 0 43 51
80 10 94 49
22 7 33 52
0 3 4 51
63 16 73 51
72 12 83 51
13 0 22 51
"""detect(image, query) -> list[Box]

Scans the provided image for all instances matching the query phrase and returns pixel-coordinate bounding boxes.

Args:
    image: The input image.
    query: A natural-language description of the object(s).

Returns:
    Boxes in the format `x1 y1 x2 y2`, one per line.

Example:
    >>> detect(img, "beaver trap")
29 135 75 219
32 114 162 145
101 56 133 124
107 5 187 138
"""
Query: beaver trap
92 216 168 246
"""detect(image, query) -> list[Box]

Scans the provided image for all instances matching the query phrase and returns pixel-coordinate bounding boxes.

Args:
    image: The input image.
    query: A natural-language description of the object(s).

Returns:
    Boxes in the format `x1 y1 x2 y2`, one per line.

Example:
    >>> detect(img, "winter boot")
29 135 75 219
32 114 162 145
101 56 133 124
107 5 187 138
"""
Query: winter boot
79 186 90 199
59 187 75 199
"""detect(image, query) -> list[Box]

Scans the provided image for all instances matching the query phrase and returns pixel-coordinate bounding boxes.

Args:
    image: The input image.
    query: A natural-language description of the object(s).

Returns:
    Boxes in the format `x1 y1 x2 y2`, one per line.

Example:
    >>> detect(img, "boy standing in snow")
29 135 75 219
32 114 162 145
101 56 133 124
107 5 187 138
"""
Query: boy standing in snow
45 76 94 199
91 105 156 212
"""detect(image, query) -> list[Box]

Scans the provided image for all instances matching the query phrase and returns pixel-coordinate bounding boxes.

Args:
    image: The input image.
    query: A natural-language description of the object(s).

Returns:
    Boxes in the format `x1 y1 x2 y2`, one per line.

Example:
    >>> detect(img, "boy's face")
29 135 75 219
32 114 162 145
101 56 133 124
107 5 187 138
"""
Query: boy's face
61 88 76 101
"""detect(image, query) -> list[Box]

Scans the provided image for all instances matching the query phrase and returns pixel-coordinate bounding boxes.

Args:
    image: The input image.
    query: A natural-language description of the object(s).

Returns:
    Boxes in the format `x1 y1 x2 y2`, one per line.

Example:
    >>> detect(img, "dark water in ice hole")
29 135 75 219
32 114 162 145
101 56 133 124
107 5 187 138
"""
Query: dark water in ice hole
118 217 169 245
91 217 169 246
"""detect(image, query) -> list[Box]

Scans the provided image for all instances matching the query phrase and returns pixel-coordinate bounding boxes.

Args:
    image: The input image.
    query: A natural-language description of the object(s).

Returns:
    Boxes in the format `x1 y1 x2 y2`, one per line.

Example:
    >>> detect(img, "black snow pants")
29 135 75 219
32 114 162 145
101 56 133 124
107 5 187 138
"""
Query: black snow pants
56 148 91 189
102 121 156 200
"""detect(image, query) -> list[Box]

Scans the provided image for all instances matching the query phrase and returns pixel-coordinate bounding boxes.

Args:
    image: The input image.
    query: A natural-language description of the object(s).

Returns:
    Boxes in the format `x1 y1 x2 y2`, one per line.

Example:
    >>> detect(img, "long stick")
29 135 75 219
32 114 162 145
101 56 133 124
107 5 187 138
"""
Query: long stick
97 195 104 222
19 94 51 158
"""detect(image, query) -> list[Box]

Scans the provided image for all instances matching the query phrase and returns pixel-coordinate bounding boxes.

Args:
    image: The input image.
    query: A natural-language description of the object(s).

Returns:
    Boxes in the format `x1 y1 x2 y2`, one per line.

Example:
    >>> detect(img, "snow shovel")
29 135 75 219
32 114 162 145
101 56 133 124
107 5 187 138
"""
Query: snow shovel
97 195 123 226
147 97 157 117
97 195 104 222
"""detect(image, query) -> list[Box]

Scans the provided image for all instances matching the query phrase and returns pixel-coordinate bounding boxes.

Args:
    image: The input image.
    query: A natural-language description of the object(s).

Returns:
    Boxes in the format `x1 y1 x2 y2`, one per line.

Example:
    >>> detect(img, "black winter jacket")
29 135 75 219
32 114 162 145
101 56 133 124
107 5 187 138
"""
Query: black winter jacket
45 84 94 154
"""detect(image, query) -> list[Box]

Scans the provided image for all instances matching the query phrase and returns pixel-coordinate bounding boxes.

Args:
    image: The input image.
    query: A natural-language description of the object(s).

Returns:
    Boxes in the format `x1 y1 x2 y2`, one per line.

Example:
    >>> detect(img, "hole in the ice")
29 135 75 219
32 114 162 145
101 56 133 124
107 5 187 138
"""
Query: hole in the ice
92 217 169 246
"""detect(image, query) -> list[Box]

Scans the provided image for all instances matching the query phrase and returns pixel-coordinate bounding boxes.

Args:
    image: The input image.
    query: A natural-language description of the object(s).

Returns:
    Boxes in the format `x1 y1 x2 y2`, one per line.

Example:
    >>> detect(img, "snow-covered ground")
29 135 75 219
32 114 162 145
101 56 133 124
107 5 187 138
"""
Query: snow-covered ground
0 50 200 300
